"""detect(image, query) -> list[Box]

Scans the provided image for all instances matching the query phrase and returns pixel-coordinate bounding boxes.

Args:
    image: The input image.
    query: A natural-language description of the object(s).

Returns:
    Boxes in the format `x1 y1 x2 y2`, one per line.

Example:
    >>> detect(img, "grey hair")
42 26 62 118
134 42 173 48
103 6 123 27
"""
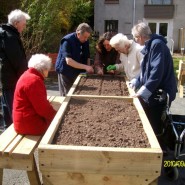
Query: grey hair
131 22 151 38
110 33 130 49
8 9 30 25
76 23 92 35
28 54 52 71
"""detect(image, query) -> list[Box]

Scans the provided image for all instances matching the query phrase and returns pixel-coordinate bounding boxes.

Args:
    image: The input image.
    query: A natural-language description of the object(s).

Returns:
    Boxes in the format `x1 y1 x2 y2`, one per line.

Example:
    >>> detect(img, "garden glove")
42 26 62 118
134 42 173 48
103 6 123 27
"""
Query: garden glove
107 65 116 71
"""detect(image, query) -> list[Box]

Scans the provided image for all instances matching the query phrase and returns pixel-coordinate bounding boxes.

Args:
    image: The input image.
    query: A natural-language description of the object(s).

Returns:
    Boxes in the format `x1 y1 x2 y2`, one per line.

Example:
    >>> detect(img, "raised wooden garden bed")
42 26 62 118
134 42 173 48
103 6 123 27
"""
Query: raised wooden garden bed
38 95 162 185
67 74 133 96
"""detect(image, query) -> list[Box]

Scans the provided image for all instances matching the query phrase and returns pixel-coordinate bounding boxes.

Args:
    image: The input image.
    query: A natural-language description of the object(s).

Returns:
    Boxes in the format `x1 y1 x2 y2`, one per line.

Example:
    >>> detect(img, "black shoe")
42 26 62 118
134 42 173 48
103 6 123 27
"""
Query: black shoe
164 167 179 181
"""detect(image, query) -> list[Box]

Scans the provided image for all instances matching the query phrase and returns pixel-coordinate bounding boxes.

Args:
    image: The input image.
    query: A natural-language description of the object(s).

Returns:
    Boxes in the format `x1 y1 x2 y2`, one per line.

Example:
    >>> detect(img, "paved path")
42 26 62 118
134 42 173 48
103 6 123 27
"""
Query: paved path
1 78 185 185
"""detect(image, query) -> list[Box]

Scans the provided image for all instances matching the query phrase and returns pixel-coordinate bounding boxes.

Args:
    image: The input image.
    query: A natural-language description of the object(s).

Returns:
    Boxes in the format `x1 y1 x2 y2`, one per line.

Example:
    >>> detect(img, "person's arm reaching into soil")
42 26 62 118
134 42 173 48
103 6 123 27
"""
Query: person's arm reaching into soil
66 57 94 74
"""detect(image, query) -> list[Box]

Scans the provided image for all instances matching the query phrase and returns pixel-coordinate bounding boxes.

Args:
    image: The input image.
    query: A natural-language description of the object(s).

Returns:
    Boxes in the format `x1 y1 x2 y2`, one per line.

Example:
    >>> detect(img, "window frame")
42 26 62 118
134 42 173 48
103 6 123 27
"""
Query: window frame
147 0 173 5
104 0 119 4
104 20 118 33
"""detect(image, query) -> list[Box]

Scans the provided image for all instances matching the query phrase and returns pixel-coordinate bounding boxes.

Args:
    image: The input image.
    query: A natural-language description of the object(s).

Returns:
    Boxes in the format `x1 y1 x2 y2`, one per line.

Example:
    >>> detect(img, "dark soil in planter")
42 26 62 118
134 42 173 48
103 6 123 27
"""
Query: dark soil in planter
74 75 129 96
53 98 150 148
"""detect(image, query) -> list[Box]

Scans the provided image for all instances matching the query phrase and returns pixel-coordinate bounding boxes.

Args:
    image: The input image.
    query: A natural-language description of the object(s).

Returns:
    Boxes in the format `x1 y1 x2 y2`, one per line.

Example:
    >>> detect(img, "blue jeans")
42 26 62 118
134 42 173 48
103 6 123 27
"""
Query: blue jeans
1 88 14 129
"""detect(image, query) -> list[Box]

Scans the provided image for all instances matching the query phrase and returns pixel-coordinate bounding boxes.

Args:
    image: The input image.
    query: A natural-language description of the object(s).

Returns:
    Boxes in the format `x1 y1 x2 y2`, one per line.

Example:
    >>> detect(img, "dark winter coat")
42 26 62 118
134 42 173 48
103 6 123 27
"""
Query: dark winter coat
136 34 177 105
0 24 27 89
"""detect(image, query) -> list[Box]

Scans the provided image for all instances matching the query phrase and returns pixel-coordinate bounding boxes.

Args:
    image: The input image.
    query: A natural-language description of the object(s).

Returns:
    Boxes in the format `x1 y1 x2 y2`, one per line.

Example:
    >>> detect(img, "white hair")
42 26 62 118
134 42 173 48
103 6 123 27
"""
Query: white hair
131 22 151 38
110 33 130 49
28 54 52 71
8 9 30 25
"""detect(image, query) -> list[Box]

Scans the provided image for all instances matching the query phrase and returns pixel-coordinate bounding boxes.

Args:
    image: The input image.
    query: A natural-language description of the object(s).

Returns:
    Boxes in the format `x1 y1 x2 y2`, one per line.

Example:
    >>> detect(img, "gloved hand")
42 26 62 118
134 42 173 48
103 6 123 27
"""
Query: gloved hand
106 65 116 71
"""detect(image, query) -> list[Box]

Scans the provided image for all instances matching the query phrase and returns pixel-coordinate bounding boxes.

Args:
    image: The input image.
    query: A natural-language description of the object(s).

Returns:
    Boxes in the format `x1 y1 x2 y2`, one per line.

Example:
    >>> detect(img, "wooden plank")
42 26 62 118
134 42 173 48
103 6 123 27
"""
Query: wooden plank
40 96 70 145
39 145 162 176
3 134 23 156
42 175 53 185
48 96 55 103
0 168 3 185
126 80 135 96
50 96 65 111
52 96 65 104
70 94 133 100
149 178 158 185
0 155 33 170
0 124 18 155
178 60 185 80
133 98 161 149
11 135 41 158
179 85 184 98
27 156 42 185
41 171 157 185
178 60 185 98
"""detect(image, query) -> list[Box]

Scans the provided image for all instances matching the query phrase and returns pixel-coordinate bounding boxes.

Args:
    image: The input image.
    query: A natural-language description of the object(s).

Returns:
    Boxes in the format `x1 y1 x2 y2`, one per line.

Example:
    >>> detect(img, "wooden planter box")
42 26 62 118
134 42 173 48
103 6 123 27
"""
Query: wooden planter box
67 74 134 97
38 95 162 185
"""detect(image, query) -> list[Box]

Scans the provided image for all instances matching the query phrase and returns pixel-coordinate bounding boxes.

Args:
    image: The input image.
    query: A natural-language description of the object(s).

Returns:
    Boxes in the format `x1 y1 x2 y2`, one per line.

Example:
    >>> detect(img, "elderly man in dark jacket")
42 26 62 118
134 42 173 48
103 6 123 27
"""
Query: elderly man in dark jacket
130 22 178 181
130 22 177 137
0 9 30 130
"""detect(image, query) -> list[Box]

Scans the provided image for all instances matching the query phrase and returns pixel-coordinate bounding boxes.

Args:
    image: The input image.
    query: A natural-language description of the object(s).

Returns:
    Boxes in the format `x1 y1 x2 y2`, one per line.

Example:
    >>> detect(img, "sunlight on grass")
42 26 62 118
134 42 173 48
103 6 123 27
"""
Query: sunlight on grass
173 54 185 77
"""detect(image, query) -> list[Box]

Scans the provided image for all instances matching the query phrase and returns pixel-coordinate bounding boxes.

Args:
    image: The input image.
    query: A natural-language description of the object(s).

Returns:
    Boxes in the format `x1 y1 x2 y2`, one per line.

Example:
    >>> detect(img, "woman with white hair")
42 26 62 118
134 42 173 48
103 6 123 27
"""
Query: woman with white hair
13 54 56 135
0 9 30 130
106 33 143 80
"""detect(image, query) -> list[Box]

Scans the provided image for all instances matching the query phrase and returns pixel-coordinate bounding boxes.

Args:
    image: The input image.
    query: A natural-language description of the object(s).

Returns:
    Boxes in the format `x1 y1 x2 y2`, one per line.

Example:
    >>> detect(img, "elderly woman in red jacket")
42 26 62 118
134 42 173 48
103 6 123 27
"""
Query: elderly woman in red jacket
13 54 56 135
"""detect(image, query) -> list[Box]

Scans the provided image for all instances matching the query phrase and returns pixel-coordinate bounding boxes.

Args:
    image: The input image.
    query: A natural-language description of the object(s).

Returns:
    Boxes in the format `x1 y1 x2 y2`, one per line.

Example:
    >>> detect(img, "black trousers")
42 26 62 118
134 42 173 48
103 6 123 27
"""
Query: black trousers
1 88 14 129
139 97 168 151
58 74 75 96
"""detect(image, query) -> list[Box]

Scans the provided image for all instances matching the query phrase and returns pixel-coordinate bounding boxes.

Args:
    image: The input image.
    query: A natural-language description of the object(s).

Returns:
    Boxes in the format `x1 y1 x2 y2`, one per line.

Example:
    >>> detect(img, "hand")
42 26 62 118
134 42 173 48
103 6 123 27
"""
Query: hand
107 65 116 71
85 65 94 74
97 69 104 75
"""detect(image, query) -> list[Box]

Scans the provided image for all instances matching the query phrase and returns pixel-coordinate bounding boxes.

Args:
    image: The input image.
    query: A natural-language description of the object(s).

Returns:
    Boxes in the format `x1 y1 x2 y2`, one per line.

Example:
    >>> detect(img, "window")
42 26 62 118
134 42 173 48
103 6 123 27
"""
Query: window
149 23 157 34
105 20 118 33
147 0 172 5
105 0 119 4
148 22 168 37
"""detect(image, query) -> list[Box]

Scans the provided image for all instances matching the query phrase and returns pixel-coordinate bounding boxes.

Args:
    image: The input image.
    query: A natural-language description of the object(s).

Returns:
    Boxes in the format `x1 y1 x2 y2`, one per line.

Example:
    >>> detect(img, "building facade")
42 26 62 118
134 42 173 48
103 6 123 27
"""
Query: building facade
94 0 185 51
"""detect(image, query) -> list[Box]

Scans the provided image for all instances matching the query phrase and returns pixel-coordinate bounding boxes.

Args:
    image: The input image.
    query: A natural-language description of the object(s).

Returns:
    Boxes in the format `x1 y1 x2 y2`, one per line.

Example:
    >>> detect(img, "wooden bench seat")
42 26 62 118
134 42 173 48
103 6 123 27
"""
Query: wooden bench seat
0 124 42 185
0 95 64 185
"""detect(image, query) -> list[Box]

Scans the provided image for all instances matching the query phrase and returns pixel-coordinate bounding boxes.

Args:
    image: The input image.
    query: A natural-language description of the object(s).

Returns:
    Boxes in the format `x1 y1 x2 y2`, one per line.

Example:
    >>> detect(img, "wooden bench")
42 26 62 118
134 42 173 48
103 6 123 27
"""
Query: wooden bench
0 96 64 185
178 60 185 98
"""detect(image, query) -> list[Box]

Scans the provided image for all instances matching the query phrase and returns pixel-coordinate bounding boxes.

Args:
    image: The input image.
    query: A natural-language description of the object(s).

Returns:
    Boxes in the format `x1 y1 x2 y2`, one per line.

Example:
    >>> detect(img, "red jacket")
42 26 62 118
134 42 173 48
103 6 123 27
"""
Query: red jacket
13 68 56 135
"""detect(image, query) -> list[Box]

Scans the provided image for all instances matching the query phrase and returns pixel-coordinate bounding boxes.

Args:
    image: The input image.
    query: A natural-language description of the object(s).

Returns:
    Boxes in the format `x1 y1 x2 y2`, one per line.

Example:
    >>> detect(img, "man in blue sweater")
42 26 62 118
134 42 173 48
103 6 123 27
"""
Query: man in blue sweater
55 23 94 96
130 22 177 139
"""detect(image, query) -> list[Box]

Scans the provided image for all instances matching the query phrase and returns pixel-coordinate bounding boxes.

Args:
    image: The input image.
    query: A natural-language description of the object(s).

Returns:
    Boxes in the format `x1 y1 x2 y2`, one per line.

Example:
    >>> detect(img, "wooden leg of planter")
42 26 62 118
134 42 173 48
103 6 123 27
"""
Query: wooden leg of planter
149 178 158 185
27 157 41 185
0 168 3 184
179 85 184 98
